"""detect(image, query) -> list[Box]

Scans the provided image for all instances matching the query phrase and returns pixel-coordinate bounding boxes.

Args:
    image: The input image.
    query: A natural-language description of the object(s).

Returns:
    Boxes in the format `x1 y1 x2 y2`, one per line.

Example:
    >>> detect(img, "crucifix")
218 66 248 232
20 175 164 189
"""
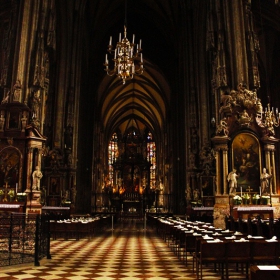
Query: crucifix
246 186 253 202
246 186 253 194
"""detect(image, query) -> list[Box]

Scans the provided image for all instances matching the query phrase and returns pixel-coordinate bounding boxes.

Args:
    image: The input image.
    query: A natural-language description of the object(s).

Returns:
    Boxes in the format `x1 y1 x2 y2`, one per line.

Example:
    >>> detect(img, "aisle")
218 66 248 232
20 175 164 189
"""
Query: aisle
0 221 223 280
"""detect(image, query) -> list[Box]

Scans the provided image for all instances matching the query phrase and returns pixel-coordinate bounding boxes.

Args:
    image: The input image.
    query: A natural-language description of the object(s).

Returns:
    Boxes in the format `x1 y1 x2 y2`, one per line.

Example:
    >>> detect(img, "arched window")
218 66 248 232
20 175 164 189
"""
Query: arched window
108 132 118 186
147 132 156 189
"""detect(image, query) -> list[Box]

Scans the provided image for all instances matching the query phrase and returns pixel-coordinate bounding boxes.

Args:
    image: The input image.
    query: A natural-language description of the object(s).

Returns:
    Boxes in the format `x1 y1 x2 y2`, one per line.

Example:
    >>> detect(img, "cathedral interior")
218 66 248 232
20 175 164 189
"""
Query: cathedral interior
0 0 280 224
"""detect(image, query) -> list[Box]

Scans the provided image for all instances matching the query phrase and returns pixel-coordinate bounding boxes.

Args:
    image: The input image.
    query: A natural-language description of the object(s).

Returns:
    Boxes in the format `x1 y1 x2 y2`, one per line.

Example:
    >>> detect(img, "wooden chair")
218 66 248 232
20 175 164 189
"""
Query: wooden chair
185 233 200 266
192 237 203 273
225 240 251 279
250 240 279 265
196 240 226 280
174 228 187 261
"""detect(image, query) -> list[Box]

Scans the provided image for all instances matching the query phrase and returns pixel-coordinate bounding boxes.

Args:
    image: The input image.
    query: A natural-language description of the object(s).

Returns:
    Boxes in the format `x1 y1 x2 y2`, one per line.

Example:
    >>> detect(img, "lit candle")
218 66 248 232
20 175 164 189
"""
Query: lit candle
132 34 135 44
109 36 112 46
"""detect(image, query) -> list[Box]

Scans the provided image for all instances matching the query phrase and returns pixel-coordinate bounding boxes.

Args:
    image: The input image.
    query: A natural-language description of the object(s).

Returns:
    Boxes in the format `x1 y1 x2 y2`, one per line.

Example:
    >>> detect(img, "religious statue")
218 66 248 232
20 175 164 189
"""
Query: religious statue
31 91 41 119
260 167 272 195
227 169 239 194
32 166 43 190
185 186 192 201
193 188 200 200
237 109 252 127
215 118 229 136
12 79 22 102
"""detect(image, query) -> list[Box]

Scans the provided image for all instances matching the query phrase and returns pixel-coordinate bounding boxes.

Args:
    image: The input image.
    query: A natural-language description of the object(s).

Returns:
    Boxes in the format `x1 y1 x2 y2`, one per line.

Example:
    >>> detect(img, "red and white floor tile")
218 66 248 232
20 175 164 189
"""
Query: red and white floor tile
0 221 247 280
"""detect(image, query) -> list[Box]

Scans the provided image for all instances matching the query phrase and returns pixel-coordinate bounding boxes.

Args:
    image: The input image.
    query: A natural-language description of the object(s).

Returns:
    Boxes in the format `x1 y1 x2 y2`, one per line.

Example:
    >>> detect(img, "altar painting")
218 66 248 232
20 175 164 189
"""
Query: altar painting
231 133 260 192
0 148 20 188
200 176 214 196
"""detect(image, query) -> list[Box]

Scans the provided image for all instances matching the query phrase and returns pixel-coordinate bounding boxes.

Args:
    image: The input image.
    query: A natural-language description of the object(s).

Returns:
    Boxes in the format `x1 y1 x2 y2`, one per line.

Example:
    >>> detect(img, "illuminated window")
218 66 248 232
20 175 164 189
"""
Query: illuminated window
147 132 156 189
108 132 118 186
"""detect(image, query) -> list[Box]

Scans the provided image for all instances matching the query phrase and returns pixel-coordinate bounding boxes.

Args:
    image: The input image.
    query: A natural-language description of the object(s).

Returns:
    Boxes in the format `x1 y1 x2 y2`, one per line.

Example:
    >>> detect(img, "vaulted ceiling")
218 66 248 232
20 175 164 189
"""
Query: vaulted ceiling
98 59 170 140
87 0 179 142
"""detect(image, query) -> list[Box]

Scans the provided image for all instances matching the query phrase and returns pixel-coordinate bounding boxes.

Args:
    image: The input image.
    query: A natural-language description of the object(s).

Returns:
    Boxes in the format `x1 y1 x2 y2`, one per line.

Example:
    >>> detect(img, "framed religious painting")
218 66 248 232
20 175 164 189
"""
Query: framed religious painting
200 176 215 197
7 111 20 130
231 132 261 193
48 176 62 195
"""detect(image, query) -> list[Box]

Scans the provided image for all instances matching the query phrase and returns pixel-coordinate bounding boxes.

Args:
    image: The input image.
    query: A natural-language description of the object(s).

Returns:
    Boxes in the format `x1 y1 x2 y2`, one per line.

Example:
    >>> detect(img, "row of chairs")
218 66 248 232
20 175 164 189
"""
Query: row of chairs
153 216 280 279
193 238 279 279
49 216 108 240
226 216 278 238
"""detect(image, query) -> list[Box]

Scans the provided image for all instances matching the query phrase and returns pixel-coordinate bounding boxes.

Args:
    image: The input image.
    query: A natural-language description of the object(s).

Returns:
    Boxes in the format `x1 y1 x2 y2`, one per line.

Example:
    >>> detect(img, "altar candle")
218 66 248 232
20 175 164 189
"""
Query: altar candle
16 183 18 194
259 186 261 196
240 187 242 197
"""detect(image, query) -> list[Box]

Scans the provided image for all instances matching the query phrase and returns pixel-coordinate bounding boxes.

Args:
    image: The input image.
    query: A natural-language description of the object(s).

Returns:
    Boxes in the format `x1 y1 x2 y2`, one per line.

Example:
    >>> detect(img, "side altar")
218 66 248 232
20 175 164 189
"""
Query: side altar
210 84 280 228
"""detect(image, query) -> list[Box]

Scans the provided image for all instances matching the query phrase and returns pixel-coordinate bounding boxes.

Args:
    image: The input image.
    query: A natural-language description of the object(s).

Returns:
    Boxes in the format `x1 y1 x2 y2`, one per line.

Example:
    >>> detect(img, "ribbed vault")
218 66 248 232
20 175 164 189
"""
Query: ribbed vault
97 59 170 141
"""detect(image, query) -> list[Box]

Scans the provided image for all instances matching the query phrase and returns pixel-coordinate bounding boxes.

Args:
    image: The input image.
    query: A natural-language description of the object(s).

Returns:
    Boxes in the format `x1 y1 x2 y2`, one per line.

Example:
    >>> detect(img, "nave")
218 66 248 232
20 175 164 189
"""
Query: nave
0 219 247 280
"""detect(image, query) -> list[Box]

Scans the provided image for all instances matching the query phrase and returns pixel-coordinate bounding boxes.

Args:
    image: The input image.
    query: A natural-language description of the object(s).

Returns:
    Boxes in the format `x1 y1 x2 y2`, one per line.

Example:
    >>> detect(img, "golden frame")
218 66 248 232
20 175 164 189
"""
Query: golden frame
231 132 261 193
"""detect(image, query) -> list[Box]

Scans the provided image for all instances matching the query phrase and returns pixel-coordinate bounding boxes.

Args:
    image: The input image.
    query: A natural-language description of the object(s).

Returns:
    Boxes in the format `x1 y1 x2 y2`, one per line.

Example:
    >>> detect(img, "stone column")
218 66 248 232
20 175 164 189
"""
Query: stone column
222 147 229 195
262 139 279 195
270 149 276 194
211 136 230 195
215 148 221 195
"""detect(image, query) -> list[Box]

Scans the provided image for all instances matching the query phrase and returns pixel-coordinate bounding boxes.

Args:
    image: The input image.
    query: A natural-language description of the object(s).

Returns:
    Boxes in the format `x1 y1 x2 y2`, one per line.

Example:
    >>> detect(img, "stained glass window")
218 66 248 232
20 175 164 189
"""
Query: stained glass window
108 132 118 186
147 132 156 190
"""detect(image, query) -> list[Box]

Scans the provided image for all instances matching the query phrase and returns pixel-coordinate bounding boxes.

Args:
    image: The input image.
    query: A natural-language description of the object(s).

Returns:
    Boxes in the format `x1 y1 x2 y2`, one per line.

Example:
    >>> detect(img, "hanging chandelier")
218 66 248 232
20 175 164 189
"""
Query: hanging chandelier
104 0 143 84
104 25 143 84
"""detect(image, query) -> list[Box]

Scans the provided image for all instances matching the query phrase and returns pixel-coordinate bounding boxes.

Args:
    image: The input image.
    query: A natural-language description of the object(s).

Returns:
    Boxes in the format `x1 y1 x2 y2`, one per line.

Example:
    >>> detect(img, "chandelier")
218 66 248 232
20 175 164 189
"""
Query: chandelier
104 25 143 84
104 0 143 85
260 103 280 136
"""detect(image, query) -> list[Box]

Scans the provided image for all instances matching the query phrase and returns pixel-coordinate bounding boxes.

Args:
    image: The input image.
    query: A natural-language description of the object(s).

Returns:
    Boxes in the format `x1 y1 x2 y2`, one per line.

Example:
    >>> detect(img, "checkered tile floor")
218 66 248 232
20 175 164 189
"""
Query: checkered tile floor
0 220 248 279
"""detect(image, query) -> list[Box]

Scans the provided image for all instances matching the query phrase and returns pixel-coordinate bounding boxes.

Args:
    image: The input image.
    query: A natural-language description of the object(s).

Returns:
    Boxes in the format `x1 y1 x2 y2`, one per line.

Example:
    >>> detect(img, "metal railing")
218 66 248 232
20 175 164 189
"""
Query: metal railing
0 213 51 267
